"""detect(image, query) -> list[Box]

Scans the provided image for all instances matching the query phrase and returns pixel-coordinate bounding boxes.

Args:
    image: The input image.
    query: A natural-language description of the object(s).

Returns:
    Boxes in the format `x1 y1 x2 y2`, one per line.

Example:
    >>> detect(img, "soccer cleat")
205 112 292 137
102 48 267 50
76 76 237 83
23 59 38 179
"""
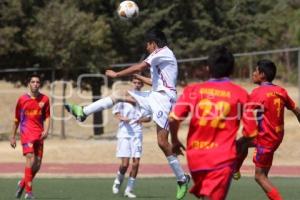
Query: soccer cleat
112 181 121 194
24 192 35 199
176 174 190 200
233 171 241 180
124 190 137 198
64 103 86 122
15 180 24 199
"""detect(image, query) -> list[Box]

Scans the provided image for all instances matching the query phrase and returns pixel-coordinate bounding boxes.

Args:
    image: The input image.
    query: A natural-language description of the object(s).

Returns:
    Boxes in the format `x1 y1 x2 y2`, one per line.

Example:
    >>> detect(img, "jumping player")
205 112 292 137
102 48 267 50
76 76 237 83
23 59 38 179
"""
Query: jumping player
234 59 300 200
112 77 151 198
169 46 257 200
10 74 50 199
65 29 190 200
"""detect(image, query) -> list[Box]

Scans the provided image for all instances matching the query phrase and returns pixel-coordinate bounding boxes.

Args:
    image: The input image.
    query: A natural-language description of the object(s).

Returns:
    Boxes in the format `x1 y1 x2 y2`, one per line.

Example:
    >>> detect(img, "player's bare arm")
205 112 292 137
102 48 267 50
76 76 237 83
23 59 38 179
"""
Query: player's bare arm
41 117 50 139
114 113 130 123
136 116 151 124
10 120 19 149
133 74 152 86
106 61 149 78
292 107 300 123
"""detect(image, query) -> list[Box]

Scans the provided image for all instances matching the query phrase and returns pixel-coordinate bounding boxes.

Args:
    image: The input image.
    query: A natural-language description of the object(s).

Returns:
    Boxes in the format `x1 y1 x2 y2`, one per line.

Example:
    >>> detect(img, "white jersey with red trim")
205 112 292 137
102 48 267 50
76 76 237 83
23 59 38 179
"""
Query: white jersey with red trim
144 46 178 99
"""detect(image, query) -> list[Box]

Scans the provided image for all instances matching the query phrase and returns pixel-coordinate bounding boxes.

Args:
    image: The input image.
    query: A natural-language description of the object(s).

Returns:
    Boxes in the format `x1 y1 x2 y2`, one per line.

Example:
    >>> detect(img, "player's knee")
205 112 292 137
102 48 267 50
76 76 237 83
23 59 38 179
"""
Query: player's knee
254 173 264 183
132 161 139 169
120 163 129 170
157 139 168 150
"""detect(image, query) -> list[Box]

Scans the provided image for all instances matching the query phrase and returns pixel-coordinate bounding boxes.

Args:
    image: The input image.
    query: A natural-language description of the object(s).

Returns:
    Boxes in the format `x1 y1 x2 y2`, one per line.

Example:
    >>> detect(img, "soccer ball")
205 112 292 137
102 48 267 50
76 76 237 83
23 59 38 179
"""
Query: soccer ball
117 1 139 19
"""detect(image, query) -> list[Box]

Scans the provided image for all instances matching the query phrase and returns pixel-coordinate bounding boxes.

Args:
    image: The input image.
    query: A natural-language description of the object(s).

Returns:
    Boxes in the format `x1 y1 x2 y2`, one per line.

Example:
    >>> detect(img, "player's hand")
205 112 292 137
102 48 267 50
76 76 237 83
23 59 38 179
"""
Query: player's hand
41 131 48 140
10 136 16 149
105 70 118 78
120 117 130 123
172 140 186 156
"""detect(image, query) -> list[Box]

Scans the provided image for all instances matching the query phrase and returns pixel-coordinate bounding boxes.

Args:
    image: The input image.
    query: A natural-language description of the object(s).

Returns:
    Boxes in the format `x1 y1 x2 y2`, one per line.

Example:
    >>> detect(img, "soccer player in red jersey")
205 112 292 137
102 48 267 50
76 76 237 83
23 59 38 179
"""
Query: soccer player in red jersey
169 46 257 200
234 60 300 200
10 74 51 199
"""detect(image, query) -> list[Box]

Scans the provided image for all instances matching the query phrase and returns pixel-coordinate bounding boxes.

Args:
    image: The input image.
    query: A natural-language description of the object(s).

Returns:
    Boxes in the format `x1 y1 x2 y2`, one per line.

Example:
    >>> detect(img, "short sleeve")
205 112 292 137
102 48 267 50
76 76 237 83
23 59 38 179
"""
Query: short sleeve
141 107 152 119
112 103 122 115
144 53 159 67
170 86 194 121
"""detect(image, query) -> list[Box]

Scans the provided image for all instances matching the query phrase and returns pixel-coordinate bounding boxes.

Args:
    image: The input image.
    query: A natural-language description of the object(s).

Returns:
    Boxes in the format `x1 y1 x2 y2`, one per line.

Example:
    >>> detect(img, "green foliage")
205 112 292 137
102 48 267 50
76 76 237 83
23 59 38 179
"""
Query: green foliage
0 0 299 75
25 0 114 74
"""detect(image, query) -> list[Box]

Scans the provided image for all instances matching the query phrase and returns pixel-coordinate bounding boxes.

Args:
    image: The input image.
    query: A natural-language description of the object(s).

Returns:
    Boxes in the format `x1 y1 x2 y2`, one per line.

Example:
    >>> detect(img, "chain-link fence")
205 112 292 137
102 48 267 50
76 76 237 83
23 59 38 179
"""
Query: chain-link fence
0 47 299 138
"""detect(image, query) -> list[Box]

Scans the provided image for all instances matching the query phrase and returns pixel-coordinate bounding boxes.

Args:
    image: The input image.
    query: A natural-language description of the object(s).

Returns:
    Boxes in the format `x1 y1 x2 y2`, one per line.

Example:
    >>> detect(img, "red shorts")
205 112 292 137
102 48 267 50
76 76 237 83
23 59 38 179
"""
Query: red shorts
253 145 275 168
190 166 233 200
21 140 44 158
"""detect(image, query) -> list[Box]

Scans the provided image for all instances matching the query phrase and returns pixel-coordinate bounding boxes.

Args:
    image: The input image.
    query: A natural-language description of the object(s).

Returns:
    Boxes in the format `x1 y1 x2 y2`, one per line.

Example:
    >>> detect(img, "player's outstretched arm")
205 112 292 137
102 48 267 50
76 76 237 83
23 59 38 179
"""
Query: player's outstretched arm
292 107 300 123
133 74 152 86
106 61 149 78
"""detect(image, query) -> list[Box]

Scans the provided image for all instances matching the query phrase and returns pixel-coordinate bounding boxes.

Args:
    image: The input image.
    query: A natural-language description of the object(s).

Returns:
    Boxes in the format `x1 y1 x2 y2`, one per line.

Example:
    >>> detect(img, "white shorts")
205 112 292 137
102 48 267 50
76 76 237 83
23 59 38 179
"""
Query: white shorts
116 137 143 158
128 90 174 130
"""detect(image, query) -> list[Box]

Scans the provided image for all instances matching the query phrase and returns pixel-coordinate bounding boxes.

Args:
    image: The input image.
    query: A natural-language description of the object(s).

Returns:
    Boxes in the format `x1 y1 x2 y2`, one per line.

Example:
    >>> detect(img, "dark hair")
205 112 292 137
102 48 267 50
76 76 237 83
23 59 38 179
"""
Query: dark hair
207 46 234 78
257 59 276 82
145 29 168 48
26 73 41 84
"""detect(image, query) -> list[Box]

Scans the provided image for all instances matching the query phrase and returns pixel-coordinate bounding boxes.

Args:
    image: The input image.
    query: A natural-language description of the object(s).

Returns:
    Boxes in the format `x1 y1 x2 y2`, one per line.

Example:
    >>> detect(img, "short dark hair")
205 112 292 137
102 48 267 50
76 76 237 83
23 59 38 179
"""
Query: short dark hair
207 46 234 78
145 29 168 48
26 73 41 84
257 59 277 82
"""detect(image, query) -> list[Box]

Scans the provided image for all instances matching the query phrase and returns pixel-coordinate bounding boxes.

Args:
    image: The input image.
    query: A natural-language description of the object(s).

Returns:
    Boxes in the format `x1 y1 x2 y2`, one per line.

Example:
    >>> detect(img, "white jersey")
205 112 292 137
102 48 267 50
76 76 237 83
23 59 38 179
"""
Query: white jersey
144 46 178 99
112 101 150 138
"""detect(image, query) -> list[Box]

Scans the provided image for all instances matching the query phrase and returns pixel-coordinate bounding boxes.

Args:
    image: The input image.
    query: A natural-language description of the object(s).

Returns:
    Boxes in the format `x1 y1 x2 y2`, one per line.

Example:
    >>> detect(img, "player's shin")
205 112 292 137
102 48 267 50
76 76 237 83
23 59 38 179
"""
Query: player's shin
24 167 33 193
83 96 114 115
167 155 186 182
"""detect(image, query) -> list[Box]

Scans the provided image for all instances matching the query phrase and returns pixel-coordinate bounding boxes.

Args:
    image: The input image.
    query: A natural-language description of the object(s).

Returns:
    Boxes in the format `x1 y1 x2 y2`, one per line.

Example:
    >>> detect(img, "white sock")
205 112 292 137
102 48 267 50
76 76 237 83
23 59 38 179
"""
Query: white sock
125 177 136 192
83 96 114 116
114 171 125 184
167 155 186 182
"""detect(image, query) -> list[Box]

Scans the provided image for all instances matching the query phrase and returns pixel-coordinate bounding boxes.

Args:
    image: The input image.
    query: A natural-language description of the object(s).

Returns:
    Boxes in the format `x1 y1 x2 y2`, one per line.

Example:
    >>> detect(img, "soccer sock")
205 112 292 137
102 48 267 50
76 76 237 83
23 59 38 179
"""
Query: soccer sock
20 168 38 188
83 96 114 116
24 167 33 193
125 177 136 192
114 171 125 184
267 187 282 200
167 155 186 182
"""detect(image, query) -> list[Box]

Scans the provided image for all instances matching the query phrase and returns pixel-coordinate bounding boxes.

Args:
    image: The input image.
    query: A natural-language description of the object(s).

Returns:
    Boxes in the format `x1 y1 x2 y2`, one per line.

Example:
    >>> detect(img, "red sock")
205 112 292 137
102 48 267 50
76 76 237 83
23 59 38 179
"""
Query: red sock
20 169 38 188
24 167 33 193
267 187 282 200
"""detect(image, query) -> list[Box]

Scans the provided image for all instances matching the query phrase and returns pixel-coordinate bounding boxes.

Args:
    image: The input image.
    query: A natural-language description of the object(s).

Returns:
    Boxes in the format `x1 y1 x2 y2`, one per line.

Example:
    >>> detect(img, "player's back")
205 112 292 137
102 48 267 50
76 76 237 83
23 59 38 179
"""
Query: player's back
250 83 295 147
182 79 250 170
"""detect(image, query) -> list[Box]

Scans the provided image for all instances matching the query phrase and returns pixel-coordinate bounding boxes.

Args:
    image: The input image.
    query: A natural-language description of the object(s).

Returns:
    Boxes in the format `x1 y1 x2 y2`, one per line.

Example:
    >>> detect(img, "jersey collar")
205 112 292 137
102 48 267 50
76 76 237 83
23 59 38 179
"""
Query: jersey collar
208 77 230 82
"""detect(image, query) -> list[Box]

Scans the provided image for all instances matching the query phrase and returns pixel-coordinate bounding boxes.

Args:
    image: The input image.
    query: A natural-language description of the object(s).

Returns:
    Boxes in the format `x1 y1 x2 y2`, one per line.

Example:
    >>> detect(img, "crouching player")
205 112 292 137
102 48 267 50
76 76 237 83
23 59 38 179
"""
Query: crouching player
169 46 257 200
10 74 50 199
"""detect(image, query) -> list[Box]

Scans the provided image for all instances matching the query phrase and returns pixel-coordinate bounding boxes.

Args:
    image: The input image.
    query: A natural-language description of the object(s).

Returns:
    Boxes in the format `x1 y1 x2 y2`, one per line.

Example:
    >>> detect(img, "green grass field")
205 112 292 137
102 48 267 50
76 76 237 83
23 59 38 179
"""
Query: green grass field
0 177 299 200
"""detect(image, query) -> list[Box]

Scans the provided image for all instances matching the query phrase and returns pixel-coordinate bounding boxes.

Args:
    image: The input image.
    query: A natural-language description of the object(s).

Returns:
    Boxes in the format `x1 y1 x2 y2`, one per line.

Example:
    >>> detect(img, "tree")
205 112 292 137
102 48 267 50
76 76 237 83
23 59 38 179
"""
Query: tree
25 0 115 137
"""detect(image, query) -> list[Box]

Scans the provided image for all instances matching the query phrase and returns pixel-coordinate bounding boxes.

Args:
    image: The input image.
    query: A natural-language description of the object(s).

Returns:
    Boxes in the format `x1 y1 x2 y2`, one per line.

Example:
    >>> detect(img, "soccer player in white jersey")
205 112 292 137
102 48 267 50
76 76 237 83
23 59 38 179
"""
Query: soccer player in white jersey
65 29 190 200
112 77 151 198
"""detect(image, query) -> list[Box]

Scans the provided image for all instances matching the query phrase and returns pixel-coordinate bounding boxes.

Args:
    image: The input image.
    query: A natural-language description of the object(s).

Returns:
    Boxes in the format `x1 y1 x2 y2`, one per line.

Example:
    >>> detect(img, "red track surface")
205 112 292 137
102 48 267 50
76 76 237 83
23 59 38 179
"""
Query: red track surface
1 163 300 177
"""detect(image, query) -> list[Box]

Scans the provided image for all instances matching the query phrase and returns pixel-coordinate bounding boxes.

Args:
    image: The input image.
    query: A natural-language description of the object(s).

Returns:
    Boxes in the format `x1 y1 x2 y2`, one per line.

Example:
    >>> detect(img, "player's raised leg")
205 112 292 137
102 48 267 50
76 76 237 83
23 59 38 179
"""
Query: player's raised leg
65 92 137 122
